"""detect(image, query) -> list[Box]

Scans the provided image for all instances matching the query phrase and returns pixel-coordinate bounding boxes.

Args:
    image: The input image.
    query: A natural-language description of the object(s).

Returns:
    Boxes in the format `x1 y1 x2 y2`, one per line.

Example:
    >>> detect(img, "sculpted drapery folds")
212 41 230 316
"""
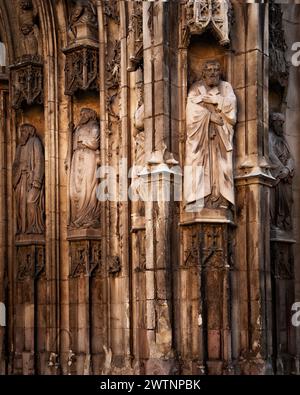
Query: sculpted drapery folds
184 60 237 209
18 0 39 57
269 112 294 231
69 108 100 229
68 0 97 43
13 123 45 235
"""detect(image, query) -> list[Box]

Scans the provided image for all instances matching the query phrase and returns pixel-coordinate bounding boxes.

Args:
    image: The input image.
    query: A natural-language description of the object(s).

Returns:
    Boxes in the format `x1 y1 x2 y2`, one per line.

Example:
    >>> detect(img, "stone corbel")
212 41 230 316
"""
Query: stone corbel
9 56 43 109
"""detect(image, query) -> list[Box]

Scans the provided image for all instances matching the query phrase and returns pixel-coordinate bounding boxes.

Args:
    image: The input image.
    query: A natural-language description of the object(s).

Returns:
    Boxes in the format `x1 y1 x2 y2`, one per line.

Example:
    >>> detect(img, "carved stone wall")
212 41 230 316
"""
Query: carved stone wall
0 0 298 376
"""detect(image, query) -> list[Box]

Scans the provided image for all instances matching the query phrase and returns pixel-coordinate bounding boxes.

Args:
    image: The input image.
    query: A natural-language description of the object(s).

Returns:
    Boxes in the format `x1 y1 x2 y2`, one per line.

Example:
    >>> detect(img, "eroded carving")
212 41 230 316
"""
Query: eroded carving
127 1 143 72
18 0 39 58
269 113 294 232
104 0 120 24
17 244 45 281
184 60 237 210
69 108 100 229
68 0 98 45
63 45 99 96
108 256 121 276
13 123 45 235
185 0 231 47
269 1 288 86
70 240 102 278
10 59 43 109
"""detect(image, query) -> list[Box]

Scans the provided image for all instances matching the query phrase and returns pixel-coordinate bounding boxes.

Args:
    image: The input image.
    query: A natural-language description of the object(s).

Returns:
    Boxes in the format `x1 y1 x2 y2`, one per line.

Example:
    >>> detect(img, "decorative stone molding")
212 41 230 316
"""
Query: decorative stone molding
16 244 45 281
127 1 143 72
69 240 102 278
9 56 43 109
183 0 231 47
63 45 99 96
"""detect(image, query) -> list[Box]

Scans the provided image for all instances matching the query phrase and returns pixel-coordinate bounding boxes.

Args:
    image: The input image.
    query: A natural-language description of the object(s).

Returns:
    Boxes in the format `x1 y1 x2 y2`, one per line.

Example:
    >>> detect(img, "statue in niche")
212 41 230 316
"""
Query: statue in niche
69 108 100 229
184 60 237 210
13 123 45 235
68 0 97 44
132 79 146 209
18 0 39 58
269 112 294 231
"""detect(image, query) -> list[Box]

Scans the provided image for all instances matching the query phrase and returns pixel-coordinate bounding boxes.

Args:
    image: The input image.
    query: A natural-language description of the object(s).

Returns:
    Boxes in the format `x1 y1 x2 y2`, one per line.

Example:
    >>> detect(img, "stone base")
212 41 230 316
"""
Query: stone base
180 207 234 225
270 227 296 243
144 358 178 375
15 234 45 246
131 214 145 231
67 228 101 241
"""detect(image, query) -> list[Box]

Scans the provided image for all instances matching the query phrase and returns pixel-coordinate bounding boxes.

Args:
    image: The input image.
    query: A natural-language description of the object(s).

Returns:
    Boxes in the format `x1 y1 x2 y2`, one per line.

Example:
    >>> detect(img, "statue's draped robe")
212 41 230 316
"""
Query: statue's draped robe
13 135 45 234
70 120 100 228
269 130 294 230
185 80 237 206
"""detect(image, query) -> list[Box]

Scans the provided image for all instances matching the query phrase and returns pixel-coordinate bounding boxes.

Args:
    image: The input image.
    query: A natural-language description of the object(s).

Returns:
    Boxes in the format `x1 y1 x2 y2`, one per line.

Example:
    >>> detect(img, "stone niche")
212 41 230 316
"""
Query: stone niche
9 56 43 110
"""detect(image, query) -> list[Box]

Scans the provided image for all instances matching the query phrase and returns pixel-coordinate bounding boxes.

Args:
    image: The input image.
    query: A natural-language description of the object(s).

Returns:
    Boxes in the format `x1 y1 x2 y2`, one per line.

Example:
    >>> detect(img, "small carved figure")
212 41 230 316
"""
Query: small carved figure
69 108 100 228
184 60 237 209
269 112 294 231
19 0 39 57
68 0 97 43
13 123 45 234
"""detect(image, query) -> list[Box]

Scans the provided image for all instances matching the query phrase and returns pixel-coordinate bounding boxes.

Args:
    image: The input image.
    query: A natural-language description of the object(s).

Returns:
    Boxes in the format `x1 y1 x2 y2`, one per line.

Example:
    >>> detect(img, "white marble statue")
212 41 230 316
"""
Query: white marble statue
184 60 237 209
69 108 100 228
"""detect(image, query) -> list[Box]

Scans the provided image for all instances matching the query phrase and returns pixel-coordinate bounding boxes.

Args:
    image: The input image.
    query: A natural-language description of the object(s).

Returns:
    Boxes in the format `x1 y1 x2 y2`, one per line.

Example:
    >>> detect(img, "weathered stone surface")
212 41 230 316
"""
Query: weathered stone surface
0 0 298 376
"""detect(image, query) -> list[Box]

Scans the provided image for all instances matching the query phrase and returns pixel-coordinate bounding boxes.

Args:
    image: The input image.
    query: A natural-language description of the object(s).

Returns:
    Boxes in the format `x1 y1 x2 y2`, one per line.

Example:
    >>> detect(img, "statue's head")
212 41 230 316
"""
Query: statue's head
202 60 221 87
19 0 33 10
20 23 33 35
79 108 98 125
270 112 285 136
19 123 36 145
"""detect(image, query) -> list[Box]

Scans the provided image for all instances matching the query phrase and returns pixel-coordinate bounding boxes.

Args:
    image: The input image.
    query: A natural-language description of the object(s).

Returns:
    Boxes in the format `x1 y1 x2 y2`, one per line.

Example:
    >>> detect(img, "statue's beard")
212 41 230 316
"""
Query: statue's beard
79 117 90 126
205 76 220 87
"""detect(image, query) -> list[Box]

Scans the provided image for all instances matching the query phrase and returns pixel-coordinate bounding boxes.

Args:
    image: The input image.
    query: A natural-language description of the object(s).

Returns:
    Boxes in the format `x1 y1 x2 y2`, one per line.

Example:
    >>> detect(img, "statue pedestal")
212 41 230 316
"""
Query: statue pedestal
62 43 99 96
179 214 234 374
270 228 296 374
9 55 43 109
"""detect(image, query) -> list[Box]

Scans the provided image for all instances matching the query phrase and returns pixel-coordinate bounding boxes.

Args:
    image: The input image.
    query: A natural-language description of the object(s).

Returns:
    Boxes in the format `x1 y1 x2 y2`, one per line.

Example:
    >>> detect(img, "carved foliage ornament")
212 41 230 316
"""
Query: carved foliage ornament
185 0 231 46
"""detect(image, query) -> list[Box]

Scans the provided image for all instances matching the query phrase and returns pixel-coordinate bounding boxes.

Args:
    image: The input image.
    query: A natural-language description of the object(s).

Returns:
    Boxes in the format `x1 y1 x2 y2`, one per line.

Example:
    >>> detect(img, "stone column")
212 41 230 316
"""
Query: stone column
232 3 274 374
0 68 8 374
142 1 177 374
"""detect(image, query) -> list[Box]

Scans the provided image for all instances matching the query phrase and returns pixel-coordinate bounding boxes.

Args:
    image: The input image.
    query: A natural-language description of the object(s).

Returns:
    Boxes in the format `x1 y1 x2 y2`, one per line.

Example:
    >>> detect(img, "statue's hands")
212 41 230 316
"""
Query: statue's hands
210 113 224 126
28 186 40 203
278 167 290 180
203 95 220 105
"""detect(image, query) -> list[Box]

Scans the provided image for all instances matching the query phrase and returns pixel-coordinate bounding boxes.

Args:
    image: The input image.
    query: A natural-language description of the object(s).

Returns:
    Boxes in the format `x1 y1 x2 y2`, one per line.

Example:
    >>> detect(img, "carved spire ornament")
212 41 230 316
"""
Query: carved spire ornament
185 0 231 46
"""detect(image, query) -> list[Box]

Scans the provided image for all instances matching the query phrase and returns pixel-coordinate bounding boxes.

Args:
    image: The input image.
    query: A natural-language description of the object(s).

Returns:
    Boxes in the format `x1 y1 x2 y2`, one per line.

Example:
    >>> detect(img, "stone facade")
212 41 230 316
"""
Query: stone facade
0 0 299 375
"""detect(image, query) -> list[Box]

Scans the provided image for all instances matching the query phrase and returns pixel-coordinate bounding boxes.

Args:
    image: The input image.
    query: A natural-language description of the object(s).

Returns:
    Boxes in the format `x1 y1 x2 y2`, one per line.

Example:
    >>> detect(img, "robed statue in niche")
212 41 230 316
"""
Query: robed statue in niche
269 112 294 231
13 123 45 235
69 108 100 229
184 60 237 210
18 0 39 57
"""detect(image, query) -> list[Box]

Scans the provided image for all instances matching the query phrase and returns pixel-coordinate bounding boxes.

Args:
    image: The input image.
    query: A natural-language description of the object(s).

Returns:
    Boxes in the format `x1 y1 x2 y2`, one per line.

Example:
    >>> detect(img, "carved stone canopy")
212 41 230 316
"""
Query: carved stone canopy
9 55 43 109
185 0 231 46
63 44 99 96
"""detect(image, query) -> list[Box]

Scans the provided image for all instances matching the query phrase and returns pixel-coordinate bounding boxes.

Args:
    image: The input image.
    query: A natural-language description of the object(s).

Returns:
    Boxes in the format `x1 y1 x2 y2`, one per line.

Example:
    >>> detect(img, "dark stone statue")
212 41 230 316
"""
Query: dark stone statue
13 123 45 234
269 112 294 231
